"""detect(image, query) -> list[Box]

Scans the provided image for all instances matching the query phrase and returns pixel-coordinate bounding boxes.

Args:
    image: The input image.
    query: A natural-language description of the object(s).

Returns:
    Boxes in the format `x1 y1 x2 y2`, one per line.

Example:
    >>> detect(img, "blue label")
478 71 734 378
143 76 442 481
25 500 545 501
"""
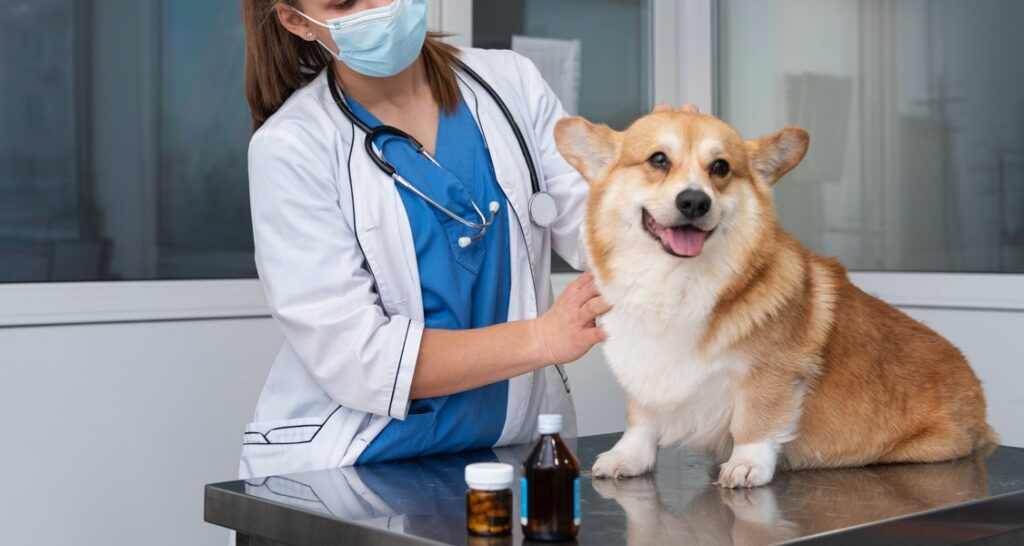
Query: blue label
574 477 580 524
520 477 528 525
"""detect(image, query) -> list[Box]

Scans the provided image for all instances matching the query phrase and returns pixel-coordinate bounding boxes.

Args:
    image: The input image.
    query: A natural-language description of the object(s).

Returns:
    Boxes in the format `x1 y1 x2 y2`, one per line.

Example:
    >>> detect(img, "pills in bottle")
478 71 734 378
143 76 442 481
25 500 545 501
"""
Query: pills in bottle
465 463 514 536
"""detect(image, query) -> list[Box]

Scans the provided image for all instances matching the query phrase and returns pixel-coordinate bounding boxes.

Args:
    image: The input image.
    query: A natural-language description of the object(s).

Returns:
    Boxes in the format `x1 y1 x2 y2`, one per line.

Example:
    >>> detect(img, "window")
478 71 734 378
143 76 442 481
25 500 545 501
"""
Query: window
159 1 254 279
0 0 254 283
473 0 653 131
717 0 1024 273
472 0 655 271
0 0 87 282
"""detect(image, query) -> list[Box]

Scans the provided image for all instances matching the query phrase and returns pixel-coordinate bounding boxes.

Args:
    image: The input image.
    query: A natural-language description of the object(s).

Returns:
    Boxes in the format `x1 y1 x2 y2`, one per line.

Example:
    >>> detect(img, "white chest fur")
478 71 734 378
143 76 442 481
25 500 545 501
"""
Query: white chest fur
597 262 748 455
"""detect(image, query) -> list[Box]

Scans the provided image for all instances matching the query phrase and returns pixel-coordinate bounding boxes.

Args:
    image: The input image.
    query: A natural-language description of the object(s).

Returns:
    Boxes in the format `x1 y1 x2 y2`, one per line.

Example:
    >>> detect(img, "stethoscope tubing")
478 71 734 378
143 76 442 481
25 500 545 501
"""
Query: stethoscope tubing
326 58 551 232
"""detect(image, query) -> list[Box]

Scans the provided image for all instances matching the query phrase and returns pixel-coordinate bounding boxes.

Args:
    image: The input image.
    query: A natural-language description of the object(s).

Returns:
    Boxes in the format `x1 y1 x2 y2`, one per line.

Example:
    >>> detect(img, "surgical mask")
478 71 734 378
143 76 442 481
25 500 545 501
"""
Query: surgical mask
294 0 428 78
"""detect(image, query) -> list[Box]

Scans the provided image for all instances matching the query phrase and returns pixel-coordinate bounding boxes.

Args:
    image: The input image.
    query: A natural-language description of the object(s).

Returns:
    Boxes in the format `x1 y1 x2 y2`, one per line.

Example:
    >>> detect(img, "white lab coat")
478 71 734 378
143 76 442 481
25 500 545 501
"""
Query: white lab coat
239 47 590 480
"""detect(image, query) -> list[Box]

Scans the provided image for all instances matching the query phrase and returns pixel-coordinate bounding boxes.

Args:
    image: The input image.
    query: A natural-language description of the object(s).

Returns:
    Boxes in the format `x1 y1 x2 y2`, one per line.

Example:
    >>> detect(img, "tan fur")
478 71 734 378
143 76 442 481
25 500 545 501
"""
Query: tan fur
555 112 996 486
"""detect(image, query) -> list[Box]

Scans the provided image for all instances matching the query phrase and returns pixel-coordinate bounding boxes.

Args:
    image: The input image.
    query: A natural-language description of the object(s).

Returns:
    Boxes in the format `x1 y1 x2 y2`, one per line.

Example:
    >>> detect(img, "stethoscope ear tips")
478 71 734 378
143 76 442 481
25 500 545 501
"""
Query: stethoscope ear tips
458 237 472 248
488 201 500 213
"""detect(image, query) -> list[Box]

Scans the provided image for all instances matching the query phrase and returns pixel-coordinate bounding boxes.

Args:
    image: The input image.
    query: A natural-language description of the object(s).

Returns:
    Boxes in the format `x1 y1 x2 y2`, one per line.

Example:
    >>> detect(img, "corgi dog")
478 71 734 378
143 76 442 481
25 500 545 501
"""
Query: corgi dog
554 111 997 488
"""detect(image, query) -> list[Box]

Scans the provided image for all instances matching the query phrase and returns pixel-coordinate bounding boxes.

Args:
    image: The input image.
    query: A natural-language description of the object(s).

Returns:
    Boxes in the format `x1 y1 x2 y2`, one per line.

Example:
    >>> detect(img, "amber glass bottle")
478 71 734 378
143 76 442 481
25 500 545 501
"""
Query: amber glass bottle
521 414 580 541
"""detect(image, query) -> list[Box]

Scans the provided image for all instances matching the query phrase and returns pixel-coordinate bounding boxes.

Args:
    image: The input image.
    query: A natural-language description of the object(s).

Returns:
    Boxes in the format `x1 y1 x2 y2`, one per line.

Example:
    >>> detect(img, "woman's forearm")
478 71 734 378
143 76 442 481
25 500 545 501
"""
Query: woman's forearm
409 320 549 399
408 271 610 401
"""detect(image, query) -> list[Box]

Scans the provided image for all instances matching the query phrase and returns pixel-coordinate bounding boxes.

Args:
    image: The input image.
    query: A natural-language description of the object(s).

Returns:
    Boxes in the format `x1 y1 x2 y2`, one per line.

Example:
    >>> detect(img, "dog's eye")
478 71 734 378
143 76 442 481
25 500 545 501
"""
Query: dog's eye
647 152 670 170
710 159 730 177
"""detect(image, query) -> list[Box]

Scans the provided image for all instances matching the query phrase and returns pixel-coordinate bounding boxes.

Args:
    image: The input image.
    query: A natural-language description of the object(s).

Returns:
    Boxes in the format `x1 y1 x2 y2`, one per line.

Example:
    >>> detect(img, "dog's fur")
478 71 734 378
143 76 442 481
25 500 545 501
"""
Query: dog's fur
554 111 997 488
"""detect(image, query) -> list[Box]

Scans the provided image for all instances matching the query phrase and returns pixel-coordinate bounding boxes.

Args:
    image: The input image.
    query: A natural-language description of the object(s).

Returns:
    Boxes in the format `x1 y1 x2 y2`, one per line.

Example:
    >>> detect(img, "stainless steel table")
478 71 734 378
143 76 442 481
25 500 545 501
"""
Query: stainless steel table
205 433 1024 545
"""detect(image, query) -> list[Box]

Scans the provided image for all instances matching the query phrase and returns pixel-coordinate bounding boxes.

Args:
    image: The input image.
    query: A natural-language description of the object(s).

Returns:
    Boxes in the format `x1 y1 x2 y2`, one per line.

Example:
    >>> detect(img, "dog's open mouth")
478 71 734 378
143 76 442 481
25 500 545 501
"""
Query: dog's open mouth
642 209 712 258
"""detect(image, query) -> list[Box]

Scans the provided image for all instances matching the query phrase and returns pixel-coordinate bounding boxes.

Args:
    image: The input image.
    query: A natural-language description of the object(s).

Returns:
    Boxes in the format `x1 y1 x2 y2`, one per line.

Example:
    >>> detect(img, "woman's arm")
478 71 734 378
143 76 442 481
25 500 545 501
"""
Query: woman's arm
250 111 609 419
251 125 429 420
410 271 609 399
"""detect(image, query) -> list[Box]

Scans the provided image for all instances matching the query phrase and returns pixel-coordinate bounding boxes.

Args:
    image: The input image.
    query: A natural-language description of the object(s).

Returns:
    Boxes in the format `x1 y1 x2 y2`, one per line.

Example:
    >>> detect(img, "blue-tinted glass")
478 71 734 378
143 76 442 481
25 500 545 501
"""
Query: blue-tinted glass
0 0 85 282
159 0 253 279
472 0 653 272
0 0 254 282
718 0 1024 272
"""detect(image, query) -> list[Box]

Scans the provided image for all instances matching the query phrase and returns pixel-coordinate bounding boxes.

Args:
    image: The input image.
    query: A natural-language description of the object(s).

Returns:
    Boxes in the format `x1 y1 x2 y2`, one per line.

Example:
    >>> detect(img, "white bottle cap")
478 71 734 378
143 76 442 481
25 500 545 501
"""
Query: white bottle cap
465 463 514 491
537 414 563 434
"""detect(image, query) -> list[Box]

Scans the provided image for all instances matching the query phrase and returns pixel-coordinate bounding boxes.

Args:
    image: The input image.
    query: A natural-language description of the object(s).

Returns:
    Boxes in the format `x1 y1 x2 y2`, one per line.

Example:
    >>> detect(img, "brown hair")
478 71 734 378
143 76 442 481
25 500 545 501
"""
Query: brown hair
241 0 463 131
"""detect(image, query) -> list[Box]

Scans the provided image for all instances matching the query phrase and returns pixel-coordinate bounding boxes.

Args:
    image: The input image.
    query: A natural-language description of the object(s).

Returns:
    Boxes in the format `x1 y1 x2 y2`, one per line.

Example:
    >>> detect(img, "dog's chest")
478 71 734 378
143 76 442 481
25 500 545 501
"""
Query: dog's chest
600 306 745 408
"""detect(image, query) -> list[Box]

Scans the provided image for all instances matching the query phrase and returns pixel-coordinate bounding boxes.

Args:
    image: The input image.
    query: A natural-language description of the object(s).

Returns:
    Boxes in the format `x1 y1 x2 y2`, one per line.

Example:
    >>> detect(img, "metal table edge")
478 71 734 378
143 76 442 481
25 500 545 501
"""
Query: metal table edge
204 482 451 546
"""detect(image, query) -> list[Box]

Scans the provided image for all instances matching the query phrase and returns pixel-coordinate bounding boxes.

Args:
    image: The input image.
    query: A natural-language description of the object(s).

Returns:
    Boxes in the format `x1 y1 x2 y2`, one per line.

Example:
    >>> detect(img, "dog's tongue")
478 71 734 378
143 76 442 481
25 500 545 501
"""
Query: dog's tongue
662 226 707 257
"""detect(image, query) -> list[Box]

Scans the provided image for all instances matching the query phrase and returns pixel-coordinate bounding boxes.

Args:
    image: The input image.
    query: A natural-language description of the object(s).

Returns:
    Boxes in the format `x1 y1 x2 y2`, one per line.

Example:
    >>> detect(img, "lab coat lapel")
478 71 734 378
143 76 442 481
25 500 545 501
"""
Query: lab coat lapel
345 125 424 323
456 73 539 322
457 71 538 447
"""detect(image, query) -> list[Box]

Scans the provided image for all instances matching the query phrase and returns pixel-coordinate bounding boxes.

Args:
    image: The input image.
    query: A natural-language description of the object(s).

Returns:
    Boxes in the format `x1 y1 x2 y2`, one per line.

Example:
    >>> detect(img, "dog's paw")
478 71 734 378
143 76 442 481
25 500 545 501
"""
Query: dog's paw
592 448 655 479
716 458 775 488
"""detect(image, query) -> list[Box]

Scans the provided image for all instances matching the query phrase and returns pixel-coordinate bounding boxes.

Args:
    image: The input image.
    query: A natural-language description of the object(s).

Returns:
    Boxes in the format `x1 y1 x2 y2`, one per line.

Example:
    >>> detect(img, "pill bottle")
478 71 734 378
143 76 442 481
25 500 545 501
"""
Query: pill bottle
465 462 514 536
521 414 581 541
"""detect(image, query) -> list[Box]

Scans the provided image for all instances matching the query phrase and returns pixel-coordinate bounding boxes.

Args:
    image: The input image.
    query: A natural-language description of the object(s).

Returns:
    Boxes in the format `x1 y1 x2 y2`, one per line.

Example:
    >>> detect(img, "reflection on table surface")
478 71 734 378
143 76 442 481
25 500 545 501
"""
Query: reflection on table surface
232 434 1024 545
590 451 999 546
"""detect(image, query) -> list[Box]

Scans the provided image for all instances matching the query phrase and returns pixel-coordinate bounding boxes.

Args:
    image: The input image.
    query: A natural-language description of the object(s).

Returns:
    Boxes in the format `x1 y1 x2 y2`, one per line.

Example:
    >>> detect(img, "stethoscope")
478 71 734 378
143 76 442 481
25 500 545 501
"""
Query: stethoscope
327 60 558 248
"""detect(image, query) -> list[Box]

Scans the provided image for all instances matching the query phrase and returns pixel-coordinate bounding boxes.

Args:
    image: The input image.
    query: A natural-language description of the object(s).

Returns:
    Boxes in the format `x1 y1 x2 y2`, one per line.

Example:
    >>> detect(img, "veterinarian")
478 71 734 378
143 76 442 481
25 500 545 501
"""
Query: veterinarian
237 0 627 478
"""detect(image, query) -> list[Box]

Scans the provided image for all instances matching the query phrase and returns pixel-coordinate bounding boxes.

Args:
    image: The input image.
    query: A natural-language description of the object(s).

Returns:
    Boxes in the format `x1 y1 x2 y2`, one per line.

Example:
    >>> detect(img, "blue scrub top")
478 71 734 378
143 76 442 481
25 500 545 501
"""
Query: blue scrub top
350 92 513 464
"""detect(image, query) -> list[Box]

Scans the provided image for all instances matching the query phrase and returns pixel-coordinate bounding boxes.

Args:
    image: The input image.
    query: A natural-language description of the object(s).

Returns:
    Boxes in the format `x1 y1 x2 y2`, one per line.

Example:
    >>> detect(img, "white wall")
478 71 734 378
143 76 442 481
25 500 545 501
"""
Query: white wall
1 274 1020 546
0 317 279 546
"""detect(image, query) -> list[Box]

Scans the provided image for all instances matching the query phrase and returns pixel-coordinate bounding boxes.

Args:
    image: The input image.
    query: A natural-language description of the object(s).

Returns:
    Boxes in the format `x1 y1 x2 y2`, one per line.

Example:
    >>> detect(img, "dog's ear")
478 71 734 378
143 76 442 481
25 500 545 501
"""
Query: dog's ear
555 117 621 182
746 127 810 186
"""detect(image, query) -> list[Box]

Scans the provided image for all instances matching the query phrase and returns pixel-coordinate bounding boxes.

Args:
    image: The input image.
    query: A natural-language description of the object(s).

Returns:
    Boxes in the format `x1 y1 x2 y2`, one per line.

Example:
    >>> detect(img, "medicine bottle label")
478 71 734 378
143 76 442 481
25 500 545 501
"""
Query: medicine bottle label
573 477 580 525
520 476 528 525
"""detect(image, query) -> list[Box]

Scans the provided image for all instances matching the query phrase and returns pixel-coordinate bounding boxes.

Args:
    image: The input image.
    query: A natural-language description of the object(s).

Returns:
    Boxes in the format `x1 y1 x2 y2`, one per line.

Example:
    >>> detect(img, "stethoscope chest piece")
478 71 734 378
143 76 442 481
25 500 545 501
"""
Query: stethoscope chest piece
528 191 558 228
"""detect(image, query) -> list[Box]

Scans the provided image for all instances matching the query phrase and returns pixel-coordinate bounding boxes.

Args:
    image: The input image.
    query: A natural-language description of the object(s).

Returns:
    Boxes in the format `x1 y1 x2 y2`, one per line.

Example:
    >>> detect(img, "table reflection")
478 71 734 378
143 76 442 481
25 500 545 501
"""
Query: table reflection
591 449 993 546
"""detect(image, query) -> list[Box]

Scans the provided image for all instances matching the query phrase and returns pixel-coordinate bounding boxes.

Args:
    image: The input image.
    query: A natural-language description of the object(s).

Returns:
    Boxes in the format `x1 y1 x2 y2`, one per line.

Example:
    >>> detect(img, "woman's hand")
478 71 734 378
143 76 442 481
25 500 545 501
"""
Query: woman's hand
531 271 611 367
653 103 700 114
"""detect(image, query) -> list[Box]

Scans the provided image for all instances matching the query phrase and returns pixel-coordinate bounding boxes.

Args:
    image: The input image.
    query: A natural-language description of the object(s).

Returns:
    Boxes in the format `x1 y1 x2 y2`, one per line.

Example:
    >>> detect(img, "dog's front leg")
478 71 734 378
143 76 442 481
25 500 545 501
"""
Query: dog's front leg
718 369 805 488
592 398 659 479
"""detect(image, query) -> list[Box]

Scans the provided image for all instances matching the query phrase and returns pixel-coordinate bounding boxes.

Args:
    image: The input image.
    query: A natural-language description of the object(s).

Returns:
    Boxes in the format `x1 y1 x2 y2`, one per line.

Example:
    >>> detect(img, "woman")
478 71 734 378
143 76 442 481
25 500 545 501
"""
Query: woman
239 0 634 478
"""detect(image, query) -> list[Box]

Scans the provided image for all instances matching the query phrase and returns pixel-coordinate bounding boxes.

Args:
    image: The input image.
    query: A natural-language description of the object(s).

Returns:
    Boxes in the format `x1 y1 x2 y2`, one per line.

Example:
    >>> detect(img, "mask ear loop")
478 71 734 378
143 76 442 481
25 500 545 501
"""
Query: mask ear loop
291 7 342 59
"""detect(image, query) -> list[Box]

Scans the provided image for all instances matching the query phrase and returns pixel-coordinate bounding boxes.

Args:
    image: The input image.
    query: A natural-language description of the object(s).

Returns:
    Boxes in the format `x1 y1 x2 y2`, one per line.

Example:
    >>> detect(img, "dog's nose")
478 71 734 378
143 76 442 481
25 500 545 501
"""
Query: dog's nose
676 190 712 219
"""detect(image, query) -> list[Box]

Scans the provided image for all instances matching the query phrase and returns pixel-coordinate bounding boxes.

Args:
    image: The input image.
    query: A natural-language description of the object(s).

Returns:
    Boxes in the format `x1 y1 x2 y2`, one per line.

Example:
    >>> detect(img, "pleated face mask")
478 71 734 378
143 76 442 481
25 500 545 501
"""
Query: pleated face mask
294 0 428 78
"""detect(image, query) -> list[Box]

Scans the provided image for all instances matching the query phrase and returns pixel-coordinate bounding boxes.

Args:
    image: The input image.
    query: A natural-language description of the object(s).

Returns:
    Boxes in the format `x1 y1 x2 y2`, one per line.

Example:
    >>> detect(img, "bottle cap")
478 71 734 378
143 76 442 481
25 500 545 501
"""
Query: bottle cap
465 463 514 491
537 413 562 434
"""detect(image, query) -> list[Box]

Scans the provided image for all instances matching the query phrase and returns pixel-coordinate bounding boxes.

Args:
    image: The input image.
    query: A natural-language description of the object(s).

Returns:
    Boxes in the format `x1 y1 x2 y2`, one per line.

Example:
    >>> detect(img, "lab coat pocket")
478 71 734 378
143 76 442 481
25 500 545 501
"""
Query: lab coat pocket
243 415 331 445
239 407 350 478
358 225 410 308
